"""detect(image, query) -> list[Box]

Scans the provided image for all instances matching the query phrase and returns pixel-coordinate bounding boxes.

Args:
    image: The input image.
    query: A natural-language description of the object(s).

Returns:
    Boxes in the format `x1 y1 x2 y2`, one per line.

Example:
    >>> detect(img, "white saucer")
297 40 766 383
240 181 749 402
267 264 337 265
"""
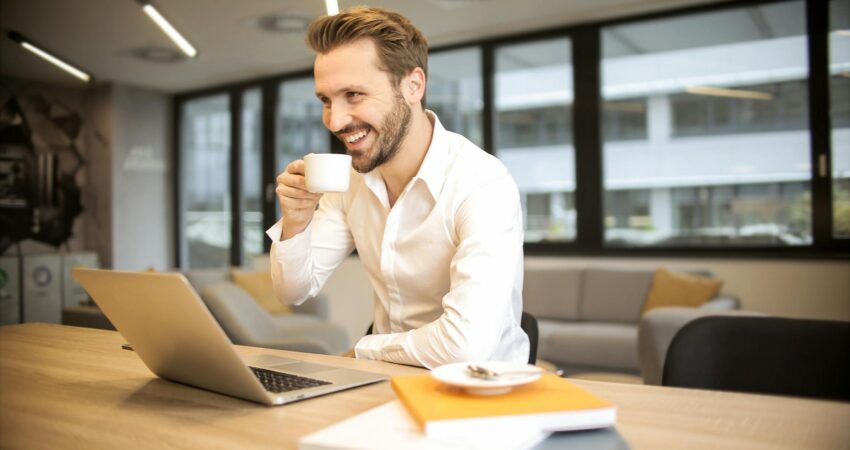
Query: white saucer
431 361 543 395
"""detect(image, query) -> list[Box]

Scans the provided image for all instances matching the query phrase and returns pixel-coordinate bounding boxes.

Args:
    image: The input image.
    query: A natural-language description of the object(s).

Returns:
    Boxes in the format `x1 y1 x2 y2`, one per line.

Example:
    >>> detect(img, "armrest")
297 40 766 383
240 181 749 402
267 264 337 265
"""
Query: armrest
291 294 330 320
700 295 739 310
637 307 764 385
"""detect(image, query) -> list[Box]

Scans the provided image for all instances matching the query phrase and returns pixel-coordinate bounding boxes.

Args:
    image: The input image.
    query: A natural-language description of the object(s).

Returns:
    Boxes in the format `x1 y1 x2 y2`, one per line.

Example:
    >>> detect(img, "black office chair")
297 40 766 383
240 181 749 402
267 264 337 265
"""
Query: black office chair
521 311 539 365
364 311 539 364
662 316 850 402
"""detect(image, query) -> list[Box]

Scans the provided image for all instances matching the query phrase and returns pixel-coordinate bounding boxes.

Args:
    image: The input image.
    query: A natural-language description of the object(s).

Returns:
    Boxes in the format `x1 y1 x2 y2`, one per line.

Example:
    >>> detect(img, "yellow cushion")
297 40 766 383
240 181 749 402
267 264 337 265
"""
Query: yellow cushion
231 270 292 315
642 267 723 314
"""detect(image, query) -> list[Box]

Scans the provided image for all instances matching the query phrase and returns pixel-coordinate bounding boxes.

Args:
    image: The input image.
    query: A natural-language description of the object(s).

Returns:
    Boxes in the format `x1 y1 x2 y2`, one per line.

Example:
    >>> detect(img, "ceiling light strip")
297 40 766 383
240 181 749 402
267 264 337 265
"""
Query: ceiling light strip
8 31 92 82
686 86 773 101
141 3 197 58
325 0 339 16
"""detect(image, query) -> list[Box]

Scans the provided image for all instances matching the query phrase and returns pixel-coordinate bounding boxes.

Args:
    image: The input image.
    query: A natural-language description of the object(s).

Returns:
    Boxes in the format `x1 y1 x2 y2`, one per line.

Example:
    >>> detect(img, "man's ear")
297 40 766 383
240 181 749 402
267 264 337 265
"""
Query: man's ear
403 67 426 106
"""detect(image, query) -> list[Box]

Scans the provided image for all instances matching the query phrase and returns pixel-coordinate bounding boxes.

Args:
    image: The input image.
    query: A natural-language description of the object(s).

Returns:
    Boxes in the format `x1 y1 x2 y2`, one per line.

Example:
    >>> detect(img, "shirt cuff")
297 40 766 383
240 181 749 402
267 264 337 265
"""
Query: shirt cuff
354 332 421 367
266 220 313 259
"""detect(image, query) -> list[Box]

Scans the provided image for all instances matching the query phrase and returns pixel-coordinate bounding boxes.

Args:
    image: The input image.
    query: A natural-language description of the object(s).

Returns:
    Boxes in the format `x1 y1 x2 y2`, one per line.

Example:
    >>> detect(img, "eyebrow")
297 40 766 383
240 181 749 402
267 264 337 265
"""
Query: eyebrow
315 85 369 98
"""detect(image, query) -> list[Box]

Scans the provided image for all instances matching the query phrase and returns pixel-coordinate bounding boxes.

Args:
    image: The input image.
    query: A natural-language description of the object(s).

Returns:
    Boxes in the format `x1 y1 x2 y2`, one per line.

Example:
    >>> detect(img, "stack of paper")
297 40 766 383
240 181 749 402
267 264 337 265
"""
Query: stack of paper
299 374 616 450
298 400 548 450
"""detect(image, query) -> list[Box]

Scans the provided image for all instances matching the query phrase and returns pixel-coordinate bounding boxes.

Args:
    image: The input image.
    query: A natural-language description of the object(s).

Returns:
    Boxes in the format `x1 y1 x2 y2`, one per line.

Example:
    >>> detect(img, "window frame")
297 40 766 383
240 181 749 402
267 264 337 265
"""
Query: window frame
172 0 849 268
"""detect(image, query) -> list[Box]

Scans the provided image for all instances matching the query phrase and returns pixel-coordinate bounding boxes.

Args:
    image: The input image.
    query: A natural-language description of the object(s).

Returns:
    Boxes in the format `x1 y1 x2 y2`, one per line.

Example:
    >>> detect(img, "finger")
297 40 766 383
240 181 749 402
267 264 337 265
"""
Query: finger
280 196 322 210
276 184 322 202
286 160 305 175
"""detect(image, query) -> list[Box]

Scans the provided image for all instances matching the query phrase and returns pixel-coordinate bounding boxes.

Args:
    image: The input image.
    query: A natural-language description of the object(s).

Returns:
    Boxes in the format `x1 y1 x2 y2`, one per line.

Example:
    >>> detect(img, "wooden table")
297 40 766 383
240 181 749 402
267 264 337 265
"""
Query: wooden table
1 324 848 449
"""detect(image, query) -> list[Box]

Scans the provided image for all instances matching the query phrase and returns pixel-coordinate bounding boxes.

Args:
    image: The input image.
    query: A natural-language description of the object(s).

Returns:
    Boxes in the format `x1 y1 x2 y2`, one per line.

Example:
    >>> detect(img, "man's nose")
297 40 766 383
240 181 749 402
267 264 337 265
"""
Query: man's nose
325 102 352 133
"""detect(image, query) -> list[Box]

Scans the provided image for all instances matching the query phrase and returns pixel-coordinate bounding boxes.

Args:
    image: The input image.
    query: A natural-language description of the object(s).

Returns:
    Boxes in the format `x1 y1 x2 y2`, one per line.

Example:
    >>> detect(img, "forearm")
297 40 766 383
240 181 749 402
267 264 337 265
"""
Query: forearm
266 197 355 305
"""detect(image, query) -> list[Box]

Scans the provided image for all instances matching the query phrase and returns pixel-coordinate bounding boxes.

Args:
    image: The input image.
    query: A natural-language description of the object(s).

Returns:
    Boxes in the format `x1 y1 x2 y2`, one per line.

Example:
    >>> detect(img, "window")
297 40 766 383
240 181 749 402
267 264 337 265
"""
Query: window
495 38 575 242
241 89 263 261
603 98 648 142
174 0 846 262
601 0 812 247
671 80 808 137
276 78 330 218
180 95 231 268
830 0 850 238
428 47 483 147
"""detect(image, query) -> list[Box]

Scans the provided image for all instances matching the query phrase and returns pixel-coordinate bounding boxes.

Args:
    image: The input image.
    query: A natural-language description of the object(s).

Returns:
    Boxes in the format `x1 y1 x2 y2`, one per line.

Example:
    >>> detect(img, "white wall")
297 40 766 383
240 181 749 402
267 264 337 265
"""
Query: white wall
110 85 173 270
319 255 850 346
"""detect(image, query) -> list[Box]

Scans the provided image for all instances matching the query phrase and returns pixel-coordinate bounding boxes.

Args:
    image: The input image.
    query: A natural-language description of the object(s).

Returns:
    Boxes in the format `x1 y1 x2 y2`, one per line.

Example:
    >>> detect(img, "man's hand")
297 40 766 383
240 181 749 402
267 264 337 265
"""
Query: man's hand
276 160 323 240
341 349 356 358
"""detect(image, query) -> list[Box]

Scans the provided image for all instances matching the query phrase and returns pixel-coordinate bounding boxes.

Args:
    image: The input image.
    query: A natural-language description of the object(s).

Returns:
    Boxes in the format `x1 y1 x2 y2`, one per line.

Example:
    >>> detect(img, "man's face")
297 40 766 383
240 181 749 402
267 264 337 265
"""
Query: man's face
314 39 412 173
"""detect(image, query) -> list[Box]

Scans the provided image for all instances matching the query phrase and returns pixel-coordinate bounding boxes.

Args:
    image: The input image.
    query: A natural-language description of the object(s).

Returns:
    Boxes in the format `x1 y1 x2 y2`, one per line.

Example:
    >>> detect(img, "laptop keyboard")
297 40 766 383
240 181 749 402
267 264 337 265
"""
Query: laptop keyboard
249 366 331 393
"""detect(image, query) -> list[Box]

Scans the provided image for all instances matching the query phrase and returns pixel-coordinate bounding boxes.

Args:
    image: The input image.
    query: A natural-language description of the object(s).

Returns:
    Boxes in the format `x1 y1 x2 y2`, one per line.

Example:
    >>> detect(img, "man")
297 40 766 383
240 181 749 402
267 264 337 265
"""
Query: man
267 6 528 368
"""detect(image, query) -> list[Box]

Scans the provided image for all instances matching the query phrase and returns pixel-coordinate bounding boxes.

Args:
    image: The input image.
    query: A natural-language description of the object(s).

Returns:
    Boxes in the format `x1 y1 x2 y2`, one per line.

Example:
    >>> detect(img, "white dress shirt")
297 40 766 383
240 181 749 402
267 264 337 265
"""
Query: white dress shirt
266 112 529 368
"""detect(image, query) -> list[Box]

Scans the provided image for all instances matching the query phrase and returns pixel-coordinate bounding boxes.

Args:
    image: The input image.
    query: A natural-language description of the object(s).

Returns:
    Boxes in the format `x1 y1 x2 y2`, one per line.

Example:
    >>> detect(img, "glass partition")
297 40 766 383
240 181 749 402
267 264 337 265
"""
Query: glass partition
494 38 575 242
180 94 231 268
601 1 811 247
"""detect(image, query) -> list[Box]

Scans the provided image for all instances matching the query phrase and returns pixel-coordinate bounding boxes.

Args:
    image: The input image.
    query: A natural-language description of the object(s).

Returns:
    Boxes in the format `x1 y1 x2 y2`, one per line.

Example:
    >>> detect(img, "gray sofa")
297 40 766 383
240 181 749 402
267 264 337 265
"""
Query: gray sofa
184 269 349 355
522 267 738 375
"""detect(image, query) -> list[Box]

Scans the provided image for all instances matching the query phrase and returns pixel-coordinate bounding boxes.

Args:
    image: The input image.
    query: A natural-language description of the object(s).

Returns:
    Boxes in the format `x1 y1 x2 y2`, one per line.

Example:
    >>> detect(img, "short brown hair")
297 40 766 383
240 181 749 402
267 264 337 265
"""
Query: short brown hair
307 6 429 108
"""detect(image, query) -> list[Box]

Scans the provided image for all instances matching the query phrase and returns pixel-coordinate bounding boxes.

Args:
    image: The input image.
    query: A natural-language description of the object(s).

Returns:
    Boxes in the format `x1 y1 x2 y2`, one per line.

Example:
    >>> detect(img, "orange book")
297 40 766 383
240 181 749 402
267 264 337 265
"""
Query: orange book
391 374 616 438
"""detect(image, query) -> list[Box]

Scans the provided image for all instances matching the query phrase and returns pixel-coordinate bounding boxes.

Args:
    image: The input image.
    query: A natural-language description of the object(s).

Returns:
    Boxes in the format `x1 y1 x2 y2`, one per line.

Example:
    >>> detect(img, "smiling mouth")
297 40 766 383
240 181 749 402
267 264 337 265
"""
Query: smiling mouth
339 128 370 145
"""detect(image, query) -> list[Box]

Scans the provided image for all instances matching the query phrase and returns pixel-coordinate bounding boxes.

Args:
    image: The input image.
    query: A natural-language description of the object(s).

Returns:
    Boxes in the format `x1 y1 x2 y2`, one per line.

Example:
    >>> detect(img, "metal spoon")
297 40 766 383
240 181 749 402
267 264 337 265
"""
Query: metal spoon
466 364 550 380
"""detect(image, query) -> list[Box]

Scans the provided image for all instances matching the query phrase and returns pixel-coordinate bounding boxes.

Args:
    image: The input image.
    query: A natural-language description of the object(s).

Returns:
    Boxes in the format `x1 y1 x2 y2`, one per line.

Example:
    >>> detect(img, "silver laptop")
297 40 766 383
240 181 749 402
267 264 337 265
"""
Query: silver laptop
72 268 387 406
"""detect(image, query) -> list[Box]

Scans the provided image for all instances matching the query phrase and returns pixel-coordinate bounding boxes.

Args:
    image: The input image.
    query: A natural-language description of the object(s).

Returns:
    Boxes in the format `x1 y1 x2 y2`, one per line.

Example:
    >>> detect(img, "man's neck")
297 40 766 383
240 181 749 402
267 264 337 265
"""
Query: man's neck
378 109 434 207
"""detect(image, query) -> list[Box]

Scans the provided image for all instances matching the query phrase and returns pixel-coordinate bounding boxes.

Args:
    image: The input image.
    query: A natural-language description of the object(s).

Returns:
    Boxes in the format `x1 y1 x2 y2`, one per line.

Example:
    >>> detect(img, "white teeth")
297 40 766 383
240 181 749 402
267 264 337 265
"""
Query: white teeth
344 130 368 143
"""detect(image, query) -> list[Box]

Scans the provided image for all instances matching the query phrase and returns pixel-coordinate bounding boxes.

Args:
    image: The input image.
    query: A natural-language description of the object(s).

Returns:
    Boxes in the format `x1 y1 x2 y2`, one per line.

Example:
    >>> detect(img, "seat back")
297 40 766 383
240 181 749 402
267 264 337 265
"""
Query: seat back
662 316 850 401
521 311 539 365
201 282 277 343
365 311 539 365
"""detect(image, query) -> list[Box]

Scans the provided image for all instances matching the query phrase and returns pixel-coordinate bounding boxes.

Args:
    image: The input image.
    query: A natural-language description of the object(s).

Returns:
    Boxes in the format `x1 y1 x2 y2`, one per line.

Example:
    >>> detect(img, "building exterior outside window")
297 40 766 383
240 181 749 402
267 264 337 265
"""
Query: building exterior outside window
241 89 263 261
428 48 484 147
494 37 576 242
177 1 848 261
594 0 826 246
830 0 850 238
275 78 330 219
180 94 231 268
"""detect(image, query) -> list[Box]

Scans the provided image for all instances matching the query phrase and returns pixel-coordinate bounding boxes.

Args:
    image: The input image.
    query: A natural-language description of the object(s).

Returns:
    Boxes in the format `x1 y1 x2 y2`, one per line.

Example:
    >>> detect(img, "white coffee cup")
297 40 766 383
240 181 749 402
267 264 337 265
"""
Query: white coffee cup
304 153 352 193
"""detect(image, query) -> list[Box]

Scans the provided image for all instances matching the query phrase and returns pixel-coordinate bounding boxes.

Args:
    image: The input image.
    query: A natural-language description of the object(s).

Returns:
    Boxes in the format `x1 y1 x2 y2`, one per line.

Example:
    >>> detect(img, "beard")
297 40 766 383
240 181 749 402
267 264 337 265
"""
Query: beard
337 93 412 174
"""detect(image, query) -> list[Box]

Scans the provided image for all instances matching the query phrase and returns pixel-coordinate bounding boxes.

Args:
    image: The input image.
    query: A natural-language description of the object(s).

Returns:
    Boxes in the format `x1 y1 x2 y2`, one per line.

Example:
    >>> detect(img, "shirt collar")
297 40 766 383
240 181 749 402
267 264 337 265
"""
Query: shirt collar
362 110 449 203
412 111 449 200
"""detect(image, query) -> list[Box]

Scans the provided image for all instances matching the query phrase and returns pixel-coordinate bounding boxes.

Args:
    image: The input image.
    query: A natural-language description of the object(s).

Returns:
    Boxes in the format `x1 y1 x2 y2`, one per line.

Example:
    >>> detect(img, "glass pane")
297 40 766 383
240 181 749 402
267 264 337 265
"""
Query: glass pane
494 38 575 242
276 78 330 218
601 1 812 247
181 95 231 268
241 89 263 262
830 0 850 238
428 47 483 147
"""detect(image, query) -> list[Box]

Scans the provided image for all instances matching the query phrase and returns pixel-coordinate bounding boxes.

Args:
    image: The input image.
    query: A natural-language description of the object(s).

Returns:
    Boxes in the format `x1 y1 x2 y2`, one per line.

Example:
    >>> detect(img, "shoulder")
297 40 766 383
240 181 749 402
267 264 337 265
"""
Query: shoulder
444 131 517 197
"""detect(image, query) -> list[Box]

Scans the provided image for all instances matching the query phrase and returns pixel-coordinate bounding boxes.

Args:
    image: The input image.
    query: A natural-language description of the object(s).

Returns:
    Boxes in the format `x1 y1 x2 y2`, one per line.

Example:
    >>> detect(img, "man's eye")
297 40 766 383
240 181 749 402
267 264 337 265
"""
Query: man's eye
347 92 362 99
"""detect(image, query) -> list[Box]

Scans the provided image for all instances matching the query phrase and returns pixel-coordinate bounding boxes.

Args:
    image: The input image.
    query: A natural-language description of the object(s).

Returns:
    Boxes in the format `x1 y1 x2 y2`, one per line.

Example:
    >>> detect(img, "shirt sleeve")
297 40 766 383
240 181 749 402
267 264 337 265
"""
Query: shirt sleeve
354 174 525 368
266 193 356 306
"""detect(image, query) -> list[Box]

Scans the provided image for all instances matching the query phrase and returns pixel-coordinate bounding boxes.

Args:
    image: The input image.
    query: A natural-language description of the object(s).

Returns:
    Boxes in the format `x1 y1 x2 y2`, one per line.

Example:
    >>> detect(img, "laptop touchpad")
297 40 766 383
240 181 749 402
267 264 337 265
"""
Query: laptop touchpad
270 362 335 375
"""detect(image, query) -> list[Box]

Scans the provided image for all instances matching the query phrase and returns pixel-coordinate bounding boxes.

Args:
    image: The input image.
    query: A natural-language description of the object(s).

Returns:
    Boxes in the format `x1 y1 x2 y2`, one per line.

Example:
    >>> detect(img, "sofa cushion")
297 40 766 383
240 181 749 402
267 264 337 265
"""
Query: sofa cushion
641 268 723 314
231 269 292 315
522 268 582 321
580 269 653 323
184 269 231 295
201 282 276 342
538 320 639 371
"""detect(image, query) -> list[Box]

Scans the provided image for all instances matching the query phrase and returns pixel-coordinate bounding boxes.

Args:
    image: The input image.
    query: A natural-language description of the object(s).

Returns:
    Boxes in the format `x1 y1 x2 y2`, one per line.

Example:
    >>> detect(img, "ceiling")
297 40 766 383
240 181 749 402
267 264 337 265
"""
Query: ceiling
0 0 733 94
